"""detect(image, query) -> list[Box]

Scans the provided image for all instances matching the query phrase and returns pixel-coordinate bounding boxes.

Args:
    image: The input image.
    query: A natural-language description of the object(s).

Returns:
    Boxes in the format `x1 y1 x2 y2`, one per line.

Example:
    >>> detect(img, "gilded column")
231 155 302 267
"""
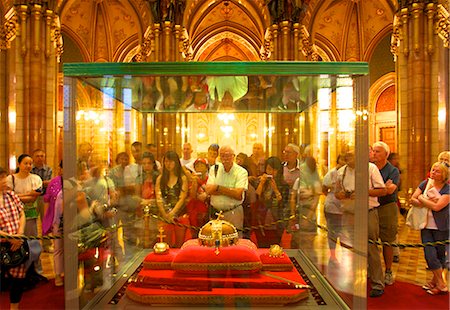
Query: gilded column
163 21 172 62
153 24 160 61
174 25 181 61
271 24 279 60
280 21 290 60
292 23 300 60
394 1 449 191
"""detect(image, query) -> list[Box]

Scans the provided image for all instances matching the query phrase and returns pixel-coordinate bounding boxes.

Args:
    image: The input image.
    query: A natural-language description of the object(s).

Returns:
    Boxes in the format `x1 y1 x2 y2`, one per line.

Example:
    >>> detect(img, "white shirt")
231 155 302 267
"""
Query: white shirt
336 163 385 209
368 163 385 208
180 158 195 172
207 162 248 210
123 163 142 186
6 173 43 194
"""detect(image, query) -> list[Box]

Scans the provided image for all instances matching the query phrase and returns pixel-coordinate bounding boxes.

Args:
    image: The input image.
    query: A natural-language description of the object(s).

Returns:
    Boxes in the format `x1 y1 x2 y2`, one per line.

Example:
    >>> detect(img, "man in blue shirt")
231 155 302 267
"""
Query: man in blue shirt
372 141 400 286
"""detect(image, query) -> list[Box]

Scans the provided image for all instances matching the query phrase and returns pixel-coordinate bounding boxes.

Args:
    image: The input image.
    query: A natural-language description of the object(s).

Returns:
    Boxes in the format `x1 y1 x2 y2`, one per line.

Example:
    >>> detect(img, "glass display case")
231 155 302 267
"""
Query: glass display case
63 62 369 309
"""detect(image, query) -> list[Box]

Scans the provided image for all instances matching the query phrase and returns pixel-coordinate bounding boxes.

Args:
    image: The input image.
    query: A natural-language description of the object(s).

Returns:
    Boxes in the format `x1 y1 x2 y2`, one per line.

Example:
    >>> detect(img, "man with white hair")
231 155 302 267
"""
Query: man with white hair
180 142 195 172
282 143 301 189
205 145 248 232
372 141 400 286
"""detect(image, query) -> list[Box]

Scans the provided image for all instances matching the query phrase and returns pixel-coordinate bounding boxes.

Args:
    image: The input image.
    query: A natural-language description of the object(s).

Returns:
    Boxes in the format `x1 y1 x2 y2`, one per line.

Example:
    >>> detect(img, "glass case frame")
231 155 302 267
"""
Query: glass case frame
63 61 370 309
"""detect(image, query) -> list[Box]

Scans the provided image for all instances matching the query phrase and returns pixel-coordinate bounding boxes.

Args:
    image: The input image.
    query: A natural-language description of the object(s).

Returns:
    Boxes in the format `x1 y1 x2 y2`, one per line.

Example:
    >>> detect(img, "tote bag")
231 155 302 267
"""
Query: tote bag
405 206 428 230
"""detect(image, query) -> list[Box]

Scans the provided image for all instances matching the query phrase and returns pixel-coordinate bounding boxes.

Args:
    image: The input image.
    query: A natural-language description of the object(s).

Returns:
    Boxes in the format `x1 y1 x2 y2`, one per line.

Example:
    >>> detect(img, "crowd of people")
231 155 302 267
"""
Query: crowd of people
0 142 448 307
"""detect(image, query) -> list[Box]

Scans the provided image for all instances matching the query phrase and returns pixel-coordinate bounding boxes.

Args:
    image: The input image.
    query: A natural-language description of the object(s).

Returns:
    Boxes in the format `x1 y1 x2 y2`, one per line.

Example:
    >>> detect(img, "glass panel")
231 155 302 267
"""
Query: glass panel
63 62 369 309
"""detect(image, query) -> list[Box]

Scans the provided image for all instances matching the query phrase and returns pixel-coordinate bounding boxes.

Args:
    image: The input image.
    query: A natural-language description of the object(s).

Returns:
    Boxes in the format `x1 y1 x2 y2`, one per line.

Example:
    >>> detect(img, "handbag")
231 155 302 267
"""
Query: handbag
0 240 30 268
405 206 428 230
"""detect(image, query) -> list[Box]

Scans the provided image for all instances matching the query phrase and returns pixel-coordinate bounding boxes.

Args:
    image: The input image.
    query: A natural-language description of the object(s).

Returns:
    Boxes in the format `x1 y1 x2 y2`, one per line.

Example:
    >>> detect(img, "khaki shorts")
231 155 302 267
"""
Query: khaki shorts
377 202 398 242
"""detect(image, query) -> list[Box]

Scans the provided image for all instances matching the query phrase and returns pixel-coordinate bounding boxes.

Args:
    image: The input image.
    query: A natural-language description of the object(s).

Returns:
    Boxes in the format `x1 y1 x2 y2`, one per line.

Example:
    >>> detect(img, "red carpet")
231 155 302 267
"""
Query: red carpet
368 281 449 310
0 279 64 310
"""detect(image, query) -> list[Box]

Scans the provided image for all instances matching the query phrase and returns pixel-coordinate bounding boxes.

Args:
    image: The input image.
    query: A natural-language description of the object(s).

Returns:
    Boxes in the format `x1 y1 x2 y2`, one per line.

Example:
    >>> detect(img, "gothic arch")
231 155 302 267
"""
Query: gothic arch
185 0 269 61
61 27 90 62
313 34 341 61
363 26 393 61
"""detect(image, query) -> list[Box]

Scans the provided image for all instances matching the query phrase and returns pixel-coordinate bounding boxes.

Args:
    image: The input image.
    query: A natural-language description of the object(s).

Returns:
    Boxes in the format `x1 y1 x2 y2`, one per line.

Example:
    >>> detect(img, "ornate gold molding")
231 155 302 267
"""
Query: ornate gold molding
390 14 400 61
259 28 272 60
179 28 193 61
137 26 155 61
0 8 18 50
50 14 63 62
436 4 449 48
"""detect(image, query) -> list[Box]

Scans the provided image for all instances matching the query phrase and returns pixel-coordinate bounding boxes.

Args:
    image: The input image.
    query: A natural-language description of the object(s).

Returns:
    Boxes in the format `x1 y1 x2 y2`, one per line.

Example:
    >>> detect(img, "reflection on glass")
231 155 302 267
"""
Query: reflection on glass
65 63 368 309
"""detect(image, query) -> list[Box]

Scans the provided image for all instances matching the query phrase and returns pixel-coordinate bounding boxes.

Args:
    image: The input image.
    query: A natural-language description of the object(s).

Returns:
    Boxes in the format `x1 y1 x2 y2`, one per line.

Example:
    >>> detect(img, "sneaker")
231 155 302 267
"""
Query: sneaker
385 270 394 285
369 289 384 297
393 255 399 263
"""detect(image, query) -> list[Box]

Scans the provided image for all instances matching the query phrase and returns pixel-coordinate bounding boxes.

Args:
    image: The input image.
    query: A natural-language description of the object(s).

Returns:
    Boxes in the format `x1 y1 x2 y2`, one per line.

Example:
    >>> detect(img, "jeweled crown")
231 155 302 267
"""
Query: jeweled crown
198 211 239 247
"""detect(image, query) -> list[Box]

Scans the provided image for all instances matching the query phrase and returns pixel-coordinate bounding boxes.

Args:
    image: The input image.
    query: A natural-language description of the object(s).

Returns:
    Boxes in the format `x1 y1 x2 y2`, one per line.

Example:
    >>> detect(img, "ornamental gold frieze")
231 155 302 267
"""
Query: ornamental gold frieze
139 26 155 60
259 28 273 60
50 14 63 62
300 25 318 61
0 8 18 50
436 4 449 48
179 28 193 61
390 15 400 61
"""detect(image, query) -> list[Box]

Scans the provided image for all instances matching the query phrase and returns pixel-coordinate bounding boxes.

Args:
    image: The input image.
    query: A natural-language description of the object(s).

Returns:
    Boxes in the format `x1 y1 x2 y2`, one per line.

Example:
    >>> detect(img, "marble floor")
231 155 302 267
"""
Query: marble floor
39 207 448 307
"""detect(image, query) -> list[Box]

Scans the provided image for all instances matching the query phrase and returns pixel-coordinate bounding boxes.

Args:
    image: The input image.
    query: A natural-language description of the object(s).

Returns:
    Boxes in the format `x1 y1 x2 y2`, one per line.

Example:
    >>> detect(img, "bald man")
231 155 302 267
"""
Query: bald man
205 145 248 232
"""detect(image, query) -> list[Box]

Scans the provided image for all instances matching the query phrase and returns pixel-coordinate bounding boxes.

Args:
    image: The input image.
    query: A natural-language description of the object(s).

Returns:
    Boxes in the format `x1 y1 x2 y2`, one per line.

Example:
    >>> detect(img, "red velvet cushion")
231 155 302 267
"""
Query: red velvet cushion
172 239 261 274
143 249 179 269
259 249 293 271
126 269 309 305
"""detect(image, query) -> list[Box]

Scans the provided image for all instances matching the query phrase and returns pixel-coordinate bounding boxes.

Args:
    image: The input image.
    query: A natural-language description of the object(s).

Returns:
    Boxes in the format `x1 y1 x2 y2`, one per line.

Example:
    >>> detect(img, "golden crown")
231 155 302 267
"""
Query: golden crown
198 211 239 248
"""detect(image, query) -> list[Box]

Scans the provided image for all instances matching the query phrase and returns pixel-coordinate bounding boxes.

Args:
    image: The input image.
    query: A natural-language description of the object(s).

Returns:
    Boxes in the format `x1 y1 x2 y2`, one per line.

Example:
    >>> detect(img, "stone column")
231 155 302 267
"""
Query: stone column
0 3 60 169
392 1 449 191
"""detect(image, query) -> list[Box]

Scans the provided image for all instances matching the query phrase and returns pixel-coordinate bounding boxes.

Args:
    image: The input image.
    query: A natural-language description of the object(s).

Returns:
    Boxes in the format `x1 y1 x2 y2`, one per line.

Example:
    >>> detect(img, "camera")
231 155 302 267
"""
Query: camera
103 203 117 213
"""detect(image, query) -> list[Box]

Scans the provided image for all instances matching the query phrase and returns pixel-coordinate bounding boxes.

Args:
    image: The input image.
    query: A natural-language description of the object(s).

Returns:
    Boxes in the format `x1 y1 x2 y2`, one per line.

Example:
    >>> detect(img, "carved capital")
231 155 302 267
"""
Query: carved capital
0 9 18 50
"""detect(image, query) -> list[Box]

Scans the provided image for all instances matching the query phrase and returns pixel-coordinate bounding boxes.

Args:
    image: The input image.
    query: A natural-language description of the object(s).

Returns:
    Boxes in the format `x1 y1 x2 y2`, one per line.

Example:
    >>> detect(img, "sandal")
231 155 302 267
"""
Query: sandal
426 286 449 295
422 282 436 290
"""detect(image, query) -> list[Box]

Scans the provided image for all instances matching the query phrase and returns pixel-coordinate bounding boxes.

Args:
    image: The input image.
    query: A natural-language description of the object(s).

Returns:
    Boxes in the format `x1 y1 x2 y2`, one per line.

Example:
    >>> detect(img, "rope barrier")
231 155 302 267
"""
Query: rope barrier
1 211 448 250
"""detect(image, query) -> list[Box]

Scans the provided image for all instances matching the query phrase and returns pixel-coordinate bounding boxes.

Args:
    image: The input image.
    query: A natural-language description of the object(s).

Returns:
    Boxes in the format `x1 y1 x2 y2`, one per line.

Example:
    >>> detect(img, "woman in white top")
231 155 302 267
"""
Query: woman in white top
6 154 43 237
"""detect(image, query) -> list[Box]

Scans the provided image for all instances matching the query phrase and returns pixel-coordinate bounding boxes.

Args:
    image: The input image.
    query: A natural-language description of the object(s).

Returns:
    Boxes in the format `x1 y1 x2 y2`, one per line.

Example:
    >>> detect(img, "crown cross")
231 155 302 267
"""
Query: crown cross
158 227 167 243
215 211 224 221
